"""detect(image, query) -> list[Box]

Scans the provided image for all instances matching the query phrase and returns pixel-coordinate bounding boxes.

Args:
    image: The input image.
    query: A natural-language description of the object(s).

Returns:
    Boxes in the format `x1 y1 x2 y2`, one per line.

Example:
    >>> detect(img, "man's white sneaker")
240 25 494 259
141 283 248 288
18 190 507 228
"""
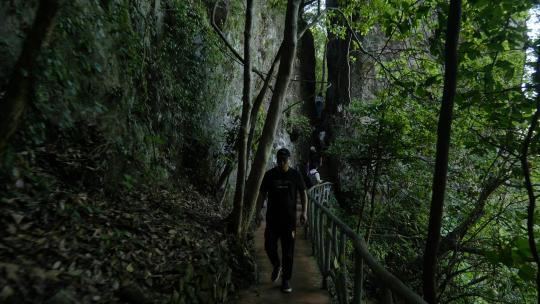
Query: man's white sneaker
281 280 292 293
271 266 282 283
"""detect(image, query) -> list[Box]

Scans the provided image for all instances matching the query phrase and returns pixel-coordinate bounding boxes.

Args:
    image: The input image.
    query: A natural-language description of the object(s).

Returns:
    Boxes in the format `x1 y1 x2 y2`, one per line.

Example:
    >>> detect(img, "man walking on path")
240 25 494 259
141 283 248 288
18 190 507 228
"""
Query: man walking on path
259 148 308 293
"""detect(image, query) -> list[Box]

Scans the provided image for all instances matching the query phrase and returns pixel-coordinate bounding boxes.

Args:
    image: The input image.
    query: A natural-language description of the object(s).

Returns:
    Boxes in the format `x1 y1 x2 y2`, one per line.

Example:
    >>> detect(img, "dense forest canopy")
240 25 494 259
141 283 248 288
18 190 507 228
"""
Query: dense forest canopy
1 0 540 303
322 0 540 302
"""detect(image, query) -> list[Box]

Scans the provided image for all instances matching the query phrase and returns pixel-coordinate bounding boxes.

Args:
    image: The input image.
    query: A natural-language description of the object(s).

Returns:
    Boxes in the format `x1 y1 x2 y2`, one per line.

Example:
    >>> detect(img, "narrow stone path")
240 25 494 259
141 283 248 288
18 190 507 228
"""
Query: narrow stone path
237 207 330 304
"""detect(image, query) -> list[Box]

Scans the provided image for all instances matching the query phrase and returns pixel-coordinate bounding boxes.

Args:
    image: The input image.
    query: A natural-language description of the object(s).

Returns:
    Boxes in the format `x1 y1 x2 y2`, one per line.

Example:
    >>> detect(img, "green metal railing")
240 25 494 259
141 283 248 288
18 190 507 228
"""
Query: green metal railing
306 182 426 304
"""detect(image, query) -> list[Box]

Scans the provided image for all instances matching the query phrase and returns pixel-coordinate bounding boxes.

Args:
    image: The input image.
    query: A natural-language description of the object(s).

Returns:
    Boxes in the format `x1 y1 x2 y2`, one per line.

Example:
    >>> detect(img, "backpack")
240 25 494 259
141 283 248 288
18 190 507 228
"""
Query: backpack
308 169 320 187
303 171 313 189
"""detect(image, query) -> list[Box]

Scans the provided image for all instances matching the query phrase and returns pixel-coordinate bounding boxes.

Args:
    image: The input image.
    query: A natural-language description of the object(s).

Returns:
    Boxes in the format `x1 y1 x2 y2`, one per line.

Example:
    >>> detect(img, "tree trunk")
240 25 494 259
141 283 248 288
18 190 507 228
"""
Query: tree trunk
298 24 317 122
324 0 351 116
322 0 352 194
216 161 234 195
520 45 540 304
0 0 59 155
240 0 302 237
320 40 327 94
355 161 371 233
229 0 254 236
220 49 283 206
366 143 382 245
246 46 282 163
422 1 462 303
437 176 506 256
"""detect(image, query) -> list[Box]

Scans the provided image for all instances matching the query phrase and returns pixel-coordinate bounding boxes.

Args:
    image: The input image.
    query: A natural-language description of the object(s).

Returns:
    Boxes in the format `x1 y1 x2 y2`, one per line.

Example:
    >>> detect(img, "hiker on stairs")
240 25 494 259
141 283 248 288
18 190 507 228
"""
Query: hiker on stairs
258 148 308 293
308 165 322 188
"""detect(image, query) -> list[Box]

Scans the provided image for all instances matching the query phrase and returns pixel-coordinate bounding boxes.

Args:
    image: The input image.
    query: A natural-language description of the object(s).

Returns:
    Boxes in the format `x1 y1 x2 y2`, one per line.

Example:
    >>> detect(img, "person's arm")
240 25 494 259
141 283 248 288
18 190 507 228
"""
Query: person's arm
256 191 267 217
255 191 267 227
256 173 269 226
300 189 308 225
315 172 322 183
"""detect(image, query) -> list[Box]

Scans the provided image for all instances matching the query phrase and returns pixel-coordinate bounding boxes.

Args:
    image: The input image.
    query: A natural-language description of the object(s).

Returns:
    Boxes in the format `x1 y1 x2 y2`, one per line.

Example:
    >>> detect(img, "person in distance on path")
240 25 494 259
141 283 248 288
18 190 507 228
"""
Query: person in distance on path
258 148 308 293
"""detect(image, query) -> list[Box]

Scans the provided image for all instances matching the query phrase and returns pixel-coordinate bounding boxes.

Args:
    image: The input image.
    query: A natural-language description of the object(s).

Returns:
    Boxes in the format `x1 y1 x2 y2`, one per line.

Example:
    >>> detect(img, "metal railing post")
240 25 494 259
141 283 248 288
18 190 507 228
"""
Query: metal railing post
323 221 334 289
317 207 324 269
339 230 348 304
382 286 394 304
352 250 363 304
312 205 316 255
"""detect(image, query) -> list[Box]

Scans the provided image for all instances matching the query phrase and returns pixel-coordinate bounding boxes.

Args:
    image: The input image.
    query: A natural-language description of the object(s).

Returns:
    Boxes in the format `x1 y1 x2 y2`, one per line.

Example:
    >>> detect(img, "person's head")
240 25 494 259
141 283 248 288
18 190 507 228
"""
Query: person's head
276 148 291 172
310 146 316 153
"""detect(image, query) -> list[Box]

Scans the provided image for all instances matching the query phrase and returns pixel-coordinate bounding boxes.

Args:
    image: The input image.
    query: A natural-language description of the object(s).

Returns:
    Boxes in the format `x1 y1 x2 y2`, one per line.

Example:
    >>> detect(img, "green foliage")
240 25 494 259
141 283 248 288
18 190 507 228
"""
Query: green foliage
122 174 136 190
284 112 312 141
311 25 328 92
269 0 287 10
328 0 539 302
170 247 234 304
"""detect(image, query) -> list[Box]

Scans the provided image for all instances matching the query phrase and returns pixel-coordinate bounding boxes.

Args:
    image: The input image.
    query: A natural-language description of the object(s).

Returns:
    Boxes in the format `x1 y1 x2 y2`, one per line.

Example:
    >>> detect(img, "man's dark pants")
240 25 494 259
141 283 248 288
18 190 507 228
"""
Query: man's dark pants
264 225 295 280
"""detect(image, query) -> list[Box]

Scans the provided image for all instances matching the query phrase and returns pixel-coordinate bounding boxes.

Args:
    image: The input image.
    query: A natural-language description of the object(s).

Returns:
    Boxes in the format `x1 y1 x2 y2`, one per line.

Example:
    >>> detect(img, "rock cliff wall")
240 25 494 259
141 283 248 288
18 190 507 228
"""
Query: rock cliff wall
0 0 308 195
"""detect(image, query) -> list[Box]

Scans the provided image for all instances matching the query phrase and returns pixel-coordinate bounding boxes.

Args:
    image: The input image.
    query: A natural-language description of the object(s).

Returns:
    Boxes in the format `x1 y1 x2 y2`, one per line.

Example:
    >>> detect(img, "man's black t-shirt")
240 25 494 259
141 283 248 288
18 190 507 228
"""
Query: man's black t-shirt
260 167 306 230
